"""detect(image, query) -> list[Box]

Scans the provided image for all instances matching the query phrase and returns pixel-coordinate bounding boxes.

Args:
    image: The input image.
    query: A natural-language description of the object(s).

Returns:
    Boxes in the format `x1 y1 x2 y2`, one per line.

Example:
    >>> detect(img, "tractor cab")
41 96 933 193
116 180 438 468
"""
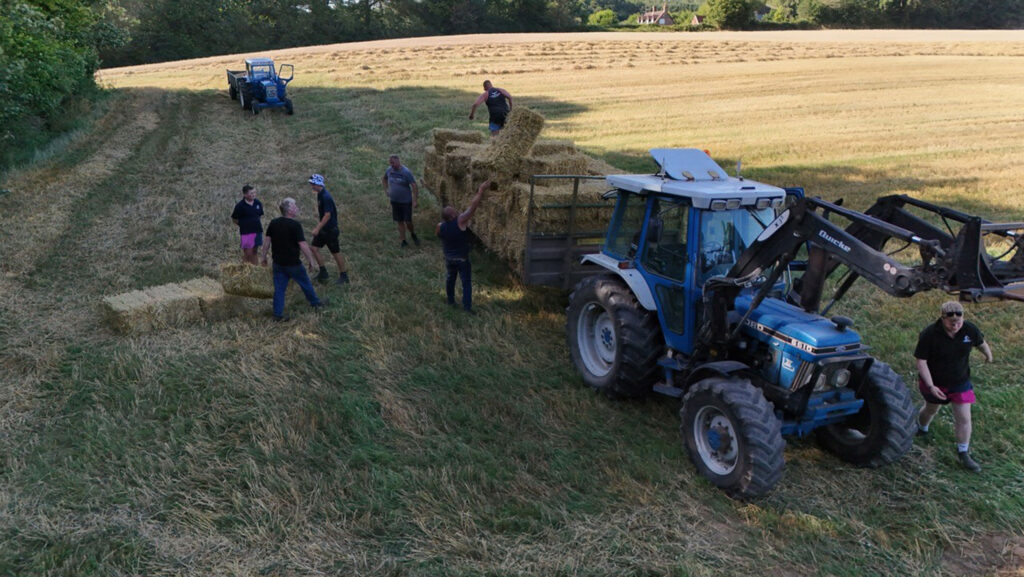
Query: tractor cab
595 149 787 355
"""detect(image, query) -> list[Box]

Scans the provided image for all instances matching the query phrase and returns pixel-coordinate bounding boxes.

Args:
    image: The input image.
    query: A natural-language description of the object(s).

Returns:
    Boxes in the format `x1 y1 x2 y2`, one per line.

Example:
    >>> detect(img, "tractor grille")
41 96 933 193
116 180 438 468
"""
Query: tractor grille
266 85 278 99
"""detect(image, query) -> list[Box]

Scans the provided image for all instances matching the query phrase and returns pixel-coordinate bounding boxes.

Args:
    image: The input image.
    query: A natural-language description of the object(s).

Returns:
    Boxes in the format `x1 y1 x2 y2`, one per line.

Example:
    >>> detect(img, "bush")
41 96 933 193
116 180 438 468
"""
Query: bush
0 0 106 168
587 8 617 27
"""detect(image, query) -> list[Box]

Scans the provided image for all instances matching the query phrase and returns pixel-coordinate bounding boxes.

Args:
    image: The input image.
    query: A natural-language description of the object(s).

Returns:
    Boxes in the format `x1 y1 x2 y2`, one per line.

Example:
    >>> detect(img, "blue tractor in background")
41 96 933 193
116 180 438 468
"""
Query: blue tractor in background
553 148 1024 497
227 58 294 115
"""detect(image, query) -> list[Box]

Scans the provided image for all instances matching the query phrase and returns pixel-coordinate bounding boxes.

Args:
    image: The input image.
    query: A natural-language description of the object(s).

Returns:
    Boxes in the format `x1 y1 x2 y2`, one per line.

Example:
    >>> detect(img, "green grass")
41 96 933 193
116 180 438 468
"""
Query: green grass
2 32 1024 576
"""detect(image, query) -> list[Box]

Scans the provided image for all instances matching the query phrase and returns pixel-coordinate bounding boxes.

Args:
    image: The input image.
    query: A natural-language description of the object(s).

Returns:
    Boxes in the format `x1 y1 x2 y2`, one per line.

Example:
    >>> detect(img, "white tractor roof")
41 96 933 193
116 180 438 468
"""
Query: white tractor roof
246 58 274 66
606 148 787 209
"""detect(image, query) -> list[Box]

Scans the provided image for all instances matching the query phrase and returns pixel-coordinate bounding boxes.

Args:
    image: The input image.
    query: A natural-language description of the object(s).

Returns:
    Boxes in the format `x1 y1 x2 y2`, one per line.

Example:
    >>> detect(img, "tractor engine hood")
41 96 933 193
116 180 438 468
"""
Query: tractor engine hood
735 295 863 359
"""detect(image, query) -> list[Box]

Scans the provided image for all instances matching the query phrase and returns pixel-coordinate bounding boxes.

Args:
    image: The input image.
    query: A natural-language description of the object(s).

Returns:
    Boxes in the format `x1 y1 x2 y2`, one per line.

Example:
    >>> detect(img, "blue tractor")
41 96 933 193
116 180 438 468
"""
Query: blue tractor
561 148 1024 497
227 58 294 115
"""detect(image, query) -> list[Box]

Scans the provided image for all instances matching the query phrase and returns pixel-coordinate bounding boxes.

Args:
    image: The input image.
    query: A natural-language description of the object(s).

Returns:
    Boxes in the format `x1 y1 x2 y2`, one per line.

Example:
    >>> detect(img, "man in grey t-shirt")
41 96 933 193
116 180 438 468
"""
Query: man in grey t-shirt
382 154 420 247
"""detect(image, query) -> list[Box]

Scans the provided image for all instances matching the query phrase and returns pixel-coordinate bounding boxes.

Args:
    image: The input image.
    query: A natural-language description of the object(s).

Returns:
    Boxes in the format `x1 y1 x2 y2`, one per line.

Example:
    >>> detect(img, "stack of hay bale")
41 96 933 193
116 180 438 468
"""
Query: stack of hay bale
101 277 250 334
422 107 618 272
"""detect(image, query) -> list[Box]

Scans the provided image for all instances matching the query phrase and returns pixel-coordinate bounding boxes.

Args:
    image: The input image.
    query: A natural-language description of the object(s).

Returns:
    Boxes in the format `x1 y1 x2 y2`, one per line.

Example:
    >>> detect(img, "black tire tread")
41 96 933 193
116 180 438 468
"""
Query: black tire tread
815 360 916 468
681 377 785 498
566 275 661 398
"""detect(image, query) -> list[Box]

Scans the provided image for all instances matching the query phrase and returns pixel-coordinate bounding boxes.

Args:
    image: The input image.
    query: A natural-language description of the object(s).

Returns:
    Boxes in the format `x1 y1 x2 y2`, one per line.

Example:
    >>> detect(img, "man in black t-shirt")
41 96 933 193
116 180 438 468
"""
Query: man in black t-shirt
260 197 325 321
915 301 993 472
308 173 350 285
231 184 264 265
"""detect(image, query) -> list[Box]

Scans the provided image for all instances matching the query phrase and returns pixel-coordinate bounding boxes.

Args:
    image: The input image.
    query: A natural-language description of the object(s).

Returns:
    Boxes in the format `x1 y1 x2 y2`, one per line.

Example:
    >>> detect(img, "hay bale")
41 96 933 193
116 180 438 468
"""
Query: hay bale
432 128 484 152
220 262 274 299
530 140 577 156
101 283 203 334
521 152 589 184
474 107 546 176
179 277 251 322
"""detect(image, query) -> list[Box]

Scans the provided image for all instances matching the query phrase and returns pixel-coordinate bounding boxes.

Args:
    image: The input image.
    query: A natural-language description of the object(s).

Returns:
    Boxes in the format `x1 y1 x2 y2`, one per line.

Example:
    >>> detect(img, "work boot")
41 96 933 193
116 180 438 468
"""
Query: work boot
958 450 982 472
273 314 290 323
336 272 350 285
916 425 930 440
411 232 420 246
311 297 329 311
401 240 409 248
316 267 329 283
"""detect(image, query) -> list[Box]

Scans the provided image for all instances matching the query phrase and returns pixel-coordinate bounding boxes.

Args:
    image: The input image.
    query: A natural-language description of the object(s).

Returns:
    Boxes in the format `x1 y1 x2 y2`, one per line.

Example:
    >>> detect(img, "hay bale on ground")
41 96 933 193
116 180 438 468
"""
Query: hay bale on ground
474 107 546 176
221 262 274 299
102 283 203 334
179 277 251 322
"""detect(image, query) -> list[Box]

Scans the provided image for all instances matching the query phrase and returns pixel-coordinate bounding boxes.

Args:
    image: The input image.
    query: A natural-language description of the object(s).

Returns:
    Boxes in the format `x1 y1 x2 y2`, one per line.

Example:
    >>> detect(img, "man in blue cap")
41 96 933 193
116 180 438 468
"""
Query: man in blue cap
308 173 350 285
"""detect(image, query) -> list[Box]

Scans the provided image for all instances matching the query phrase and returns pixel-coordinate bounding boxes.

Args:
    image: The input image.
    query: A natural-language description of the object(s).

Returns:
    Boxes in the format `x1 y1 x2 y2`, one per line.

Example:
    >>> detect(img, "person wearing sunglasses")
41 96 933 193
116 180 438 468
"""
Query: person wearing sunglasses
914 301 993 472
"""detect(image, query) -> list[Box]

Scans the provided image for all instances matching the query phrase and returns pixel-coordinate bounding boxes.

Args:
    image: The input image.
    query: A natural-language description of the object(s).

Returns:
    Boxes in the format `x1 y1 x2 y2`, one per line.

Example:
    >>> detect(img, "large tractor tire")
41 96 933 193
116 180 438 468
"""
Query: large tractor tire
239 83 252 110
285 98 294 115
680 377 785 498
566 275 661 398
814 360 916 467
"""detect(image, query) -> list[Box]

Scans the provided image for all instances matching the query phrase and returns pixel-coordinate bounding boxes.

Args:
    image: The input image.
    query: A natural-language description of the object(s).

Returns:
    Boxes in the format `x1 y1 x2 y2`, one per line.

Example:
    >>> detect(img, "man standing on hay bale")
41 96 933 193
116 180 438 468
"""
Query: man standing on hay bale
231 184 264 265
469 80 512 137
308 174 350 285
382 154 420 248
436 179 489 315
260 197 326 322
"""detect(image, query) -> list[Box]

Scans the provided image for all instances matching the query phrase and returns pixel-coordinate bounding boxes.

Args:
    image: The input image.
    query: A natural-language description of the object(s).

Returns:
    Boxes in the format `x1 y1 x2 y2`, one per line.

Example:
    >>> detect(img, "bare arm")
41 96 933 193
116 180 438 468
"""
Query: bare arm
411 181 419 208
978 341 994 363
299 241 316 271
916 358 947 400
260 236 272 265
469 92 486 119
312 212 331 236
458 180 490 229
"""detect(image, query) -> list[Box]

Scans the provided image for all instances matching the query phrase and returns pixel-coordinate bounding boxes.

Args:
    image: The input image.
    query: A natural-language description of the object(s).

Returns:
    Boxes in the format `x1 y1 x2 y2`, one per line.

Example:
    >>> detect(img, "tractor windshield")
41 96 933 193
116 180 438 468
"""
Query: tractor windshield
698 206 775 285
248 63 275 80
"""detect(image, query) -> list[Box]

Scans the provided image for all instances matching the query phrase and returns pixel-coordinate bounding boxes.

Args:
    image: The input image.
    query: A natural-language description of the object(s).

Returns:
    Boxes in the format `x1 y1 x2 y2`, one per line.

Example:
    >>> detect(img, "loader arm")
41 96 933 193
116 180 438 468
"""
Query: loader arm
698 195 1024 353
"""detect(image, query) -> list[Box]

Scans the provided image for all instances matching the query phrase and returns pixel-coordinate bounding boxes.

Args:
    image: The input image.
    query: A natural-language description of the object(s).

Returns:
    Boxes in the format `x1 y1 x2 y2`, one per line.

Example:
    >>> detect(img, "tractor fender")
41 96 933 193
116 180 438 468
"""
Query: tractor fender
684 361 751 389
581 253 656 310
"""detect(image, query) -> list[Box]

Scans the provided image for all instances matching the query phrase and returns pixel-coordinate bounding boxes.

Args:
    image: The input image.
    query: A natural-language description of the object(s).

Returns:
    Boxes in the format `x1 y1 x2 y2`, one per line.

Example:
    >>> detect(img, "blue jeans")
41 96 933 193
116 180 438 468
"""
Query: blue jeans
272 263 321 317
445 258 472 310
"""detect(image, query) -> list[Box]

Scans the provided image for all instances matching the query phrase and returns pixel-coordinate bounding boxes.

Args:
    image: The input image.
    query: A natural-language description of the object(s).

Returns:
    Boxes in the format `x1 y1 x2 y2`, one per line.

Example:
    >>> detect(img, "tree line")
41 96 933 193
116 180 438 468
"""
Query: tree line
2 0 1022 169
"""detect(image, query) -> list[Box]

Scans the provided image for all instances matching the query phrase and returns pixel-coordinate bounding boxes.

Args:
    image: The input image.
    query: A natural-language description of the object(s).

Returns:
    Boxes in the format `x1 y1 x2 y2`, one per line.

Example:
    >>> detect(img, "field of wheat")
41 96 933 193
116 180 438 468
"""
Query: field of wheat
2 30 1023 576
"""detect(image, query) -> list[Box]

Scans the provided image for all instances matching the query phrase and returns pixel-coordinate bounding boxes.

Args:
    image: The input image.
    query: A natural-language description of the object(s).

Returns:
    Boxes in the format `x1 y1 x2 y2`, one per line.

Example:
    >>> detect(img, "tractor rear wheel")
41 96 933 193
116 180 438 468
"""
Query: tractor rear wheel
814 360 916 467
239 84 252 110
680 376 785 498
566 275 661 398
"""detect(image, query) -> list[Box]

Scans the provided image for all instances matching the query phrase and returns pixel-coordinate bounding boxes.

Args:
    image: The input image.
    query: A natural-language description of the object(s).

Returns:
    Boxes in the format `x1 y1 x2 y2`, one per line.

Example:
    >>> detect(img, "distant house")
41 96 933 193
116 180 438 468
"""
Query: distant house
690 14 705 26
638 4 675 26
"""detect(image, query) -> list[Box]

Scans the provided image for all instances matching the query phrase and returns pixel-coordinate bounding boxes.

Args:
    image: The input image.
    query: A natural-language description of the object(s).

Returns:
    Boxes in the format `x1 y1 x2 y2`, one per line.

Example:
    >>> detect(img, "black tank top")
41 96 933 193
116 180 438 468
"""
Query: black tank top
485 88 508 122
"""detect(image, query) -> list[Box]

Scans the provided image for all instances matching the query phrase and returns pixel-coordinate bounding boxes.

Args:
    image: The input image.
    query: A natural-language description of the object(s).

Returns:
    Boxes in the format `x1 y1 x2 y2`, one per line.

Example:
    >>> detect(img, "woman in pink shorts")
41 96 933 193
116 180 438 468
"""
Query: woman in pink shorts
231 184 264 265
914 301 993 472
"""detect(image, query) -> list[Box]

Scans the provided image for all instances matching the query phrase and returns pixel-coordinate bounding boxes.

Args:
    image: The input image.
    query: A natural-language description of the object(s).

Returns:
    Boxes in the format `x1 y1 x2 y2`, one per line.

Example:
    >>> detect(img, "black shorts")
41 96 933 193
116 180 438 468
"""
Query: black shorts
312 227 340 254
391 201 413 223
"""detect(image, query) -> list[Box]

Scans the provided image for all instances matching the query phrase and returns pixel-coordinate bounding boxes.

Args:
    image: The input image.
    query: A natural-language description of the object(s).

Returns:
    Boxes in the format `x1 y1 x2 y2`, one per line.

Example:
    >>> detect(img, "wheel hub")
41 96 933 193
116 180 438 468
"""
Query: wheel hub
694 407 739 475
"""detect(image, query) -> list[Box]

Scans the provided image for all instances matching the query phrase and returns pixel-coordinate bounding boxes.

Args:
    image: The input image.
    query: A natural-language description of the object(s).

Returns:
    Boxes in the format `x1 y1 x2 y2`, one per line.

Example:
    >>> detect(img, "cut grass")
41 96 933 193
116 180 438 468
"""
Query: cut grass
1 31 1023 576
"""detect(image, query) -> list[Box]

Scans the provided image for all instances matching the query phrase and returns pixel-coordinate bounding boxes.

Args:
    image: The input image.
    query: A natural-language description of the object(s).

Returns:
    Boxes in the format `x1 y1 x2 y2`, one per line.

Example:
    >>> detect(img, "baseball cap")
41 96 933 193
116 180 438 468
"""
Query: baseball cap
308 174 325 186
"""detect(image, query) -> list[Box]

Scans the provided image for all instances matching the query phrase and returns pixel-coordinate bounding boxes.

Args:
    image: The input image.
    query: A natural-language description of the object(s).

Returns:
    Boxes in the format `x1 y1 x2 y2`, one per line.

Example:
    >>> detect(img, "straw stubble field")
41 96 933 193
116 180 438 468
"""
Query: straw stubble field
2 31 1024 575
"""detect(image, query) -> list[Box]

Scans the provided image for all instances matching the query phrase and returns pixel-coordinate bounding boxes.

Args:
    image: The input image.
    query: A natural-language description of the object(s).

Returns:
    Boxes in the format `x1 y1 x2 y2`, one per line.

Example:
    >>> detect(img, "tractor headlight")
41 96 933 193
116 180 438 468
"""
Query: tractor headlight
830 368 851 388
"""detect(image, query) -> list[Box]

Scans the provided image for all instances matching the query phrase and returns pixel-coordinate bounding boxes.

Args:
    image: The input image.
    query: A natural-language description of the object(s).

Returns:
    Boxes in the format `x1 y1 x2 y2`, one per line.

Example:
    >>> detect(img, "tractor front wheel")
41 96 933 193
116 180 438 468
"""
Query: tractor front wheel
566 275 661 398
251 102 260 115
814 360 916 467
285 99 294 115
680 377 785 498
